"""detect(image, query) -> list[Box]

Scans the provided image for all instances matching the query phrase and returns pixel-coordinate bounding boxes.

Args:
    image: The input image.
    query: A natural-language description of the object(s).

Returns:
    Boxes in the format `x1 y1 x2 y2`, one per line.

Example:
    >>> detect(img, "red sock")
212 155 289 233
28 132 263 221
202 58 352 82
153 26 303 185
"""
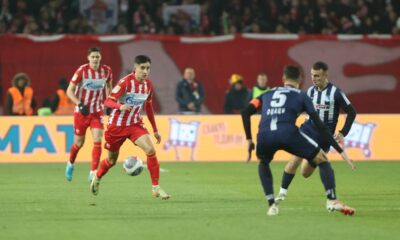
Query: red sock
96 158 113 179
147 153 160 185
69 143 81 164
91 142 102 171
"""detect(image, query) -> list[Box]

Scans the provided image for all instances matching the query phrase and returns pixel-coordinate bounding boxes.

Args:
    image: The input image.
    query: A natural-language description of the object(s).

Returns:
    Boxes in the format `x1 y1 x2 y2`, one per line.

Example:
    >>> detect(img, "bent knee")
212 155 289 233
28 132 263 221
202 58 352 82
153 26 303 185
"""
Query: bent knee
75 139 85 148
144 147 156 156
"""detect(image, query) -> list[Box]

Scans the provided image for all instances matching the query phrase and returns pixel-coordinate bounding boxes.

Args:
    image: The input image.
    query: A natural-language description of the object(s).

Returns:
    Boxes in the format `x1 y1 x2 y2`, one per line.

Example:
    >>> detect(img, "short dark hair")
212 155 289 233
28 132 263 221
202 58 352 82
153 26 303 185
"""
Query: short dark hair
134 55 151 65
88 47 101 54
312 61 328 71
283 65 300 81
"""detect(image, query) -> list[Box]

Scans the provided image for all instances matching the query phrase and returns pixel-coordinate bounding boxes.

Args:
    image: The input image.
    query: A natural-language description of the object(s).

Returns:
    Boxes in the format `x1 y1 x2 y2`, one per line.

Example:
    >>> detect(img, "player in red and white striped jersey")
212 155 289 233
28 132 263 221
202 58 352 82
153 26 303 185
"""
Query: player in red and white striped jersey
65 47 113 182
90 55 170 199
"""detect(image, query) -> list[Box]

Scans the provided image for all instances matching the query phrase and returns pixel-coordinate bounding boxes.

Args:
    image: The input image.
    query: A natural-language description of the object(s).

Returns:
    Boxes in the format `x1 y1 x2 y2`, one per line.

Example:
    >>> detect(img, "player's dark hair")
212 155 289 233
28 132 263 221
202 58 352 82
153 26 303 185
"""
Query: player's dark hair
312 61 328 71
134 55 151 64
283 65 300 81
88 47 101 54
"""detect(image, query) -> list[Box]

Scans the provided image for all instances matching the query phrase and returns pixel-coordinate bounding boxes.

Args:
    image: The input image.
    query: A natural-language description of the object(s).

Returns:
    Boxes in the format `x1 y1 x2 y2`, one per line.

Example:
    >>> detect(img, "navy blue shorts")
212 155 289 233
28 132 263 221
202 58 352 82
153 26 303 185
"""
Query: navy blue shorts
256 126 320 164
300 123 331 152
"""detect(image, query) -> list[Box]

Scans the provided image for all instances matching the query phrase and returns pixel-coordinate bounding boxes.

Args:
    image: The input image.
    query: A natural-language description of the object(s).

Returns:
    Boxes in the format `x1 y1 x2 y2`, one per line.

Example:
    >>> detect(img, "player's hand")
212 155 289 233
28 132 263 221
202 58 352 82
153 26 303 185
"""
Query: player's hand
334 131 344 143
119 104 133 111
78 103 89 116
246 139 255 163
154 132 161 144
340 150 356 171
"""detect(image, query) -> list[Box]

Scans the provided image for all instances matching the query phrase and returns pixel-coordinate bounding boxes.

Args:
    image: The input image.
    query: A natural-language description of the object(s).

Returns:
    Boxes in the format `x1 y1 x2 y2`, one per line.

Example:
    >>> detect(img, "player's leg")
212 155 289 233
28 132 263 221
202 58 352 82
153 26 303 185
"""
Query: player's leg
311 151 355 215
256 135 278 216
65 112 89 181
134 134 170 200
300 159 316 178
90 125 126 195
258 158 279 216
89 127 103 181
90 150 119 195
65 134 85 181
276 155 303 202
277 126 319 202
286 130 336 201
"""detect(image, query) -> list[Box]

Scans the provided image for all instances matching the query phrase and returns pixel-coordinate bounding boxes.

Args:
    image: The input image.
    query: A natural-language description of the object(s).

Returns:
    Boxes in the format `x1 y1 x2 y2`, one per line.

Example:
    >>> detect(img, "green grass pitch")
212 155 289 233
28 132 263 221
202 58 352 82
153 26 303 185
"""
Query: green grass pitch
0 161 399 240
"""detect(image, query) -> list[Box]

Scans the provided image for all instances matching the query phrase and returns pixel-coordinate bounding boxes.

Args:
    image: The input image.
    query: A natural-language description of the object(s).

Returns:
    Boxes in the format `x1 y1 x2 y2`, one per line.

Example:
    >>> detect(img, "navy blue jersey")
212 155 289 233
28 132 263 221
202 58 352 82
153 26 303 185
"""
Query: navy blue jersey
257 86 316 132
303 83 351 133
254 86 321 162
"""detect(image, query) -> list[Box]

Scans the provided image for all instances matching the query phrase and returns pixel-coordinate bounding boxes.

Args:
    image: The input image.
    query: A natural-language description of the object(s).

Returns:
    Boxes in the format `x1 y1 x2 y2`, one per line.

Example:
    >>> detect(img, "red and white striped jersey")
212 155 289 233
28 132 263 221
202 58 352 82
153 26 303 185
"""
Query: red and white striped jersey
71 63 113 113
108 73 154 127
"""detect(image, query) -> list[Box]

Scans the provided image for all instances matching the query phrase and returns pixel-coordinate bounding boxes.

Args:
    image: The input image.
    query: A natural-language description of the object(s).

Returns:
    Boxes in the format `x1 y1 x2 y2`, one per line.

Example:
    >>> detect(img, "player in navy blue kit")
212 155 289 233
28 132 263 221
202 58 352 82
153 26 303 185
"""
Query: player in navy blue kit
241 65 355 216
275 62 357 210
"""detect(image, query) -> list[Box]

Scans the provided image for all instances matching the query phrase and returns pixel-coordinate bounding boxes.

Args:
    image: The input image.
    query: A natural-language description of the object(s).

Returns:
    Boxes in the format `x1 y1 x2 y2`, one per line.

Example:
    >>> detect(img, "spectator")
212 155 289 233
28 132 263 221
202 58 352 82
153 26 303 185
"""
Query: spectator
1 0 400 35
51 77 75 115
175 67 205 114
223 74 250 114
251 72 270 99
6 72 36 115
37 98 52 116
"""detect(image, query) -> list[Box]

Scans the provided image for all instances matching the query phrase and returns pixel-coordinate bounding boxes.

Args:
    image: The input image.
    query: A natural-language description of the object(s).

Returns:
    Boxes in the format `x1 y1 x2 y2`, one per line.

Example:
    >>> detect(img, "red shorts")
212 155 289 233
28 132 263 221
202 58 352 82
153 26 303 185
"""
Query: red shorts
74 111 104 136
104 124 149 152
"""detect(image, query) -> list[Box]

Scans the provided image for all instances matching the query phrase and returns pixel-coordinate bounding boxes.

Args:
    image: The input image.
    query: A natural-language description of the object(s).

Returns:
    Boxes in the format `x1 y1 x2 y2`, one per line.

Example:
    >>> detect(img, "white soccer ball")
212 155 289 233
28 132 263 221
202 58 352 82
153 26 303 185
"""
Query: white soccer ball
123 156 144 176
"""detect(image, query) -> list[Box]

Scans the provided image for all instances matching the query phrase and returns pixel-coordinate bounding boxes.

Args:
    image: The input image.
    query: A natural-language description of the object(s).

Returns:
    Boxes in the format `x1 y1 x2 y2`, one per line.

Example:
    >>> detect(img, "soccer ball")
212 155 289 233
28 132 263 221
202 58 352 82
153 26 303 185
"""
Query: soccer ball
123 156 144 176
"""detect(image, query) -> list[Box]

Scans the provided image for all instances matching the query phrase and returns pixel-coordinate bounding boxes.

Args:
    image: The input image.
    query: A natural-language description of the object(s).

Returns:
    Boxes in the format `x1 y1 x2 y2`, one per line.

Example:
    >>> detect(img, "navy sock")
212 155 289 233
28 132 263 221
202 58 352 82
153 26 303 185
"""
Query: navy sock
318 161 337 200
281 171 295 189
258 161 275 206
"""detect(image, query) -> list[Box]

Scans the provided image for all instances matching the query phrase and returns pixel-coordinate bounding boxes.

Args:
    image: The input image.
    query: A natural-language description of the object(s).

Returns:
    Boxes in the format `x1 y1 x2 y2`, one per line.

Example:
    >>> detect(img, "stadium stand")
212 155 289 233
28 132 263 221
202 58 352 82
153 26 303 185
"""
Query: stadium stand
0 0 400 35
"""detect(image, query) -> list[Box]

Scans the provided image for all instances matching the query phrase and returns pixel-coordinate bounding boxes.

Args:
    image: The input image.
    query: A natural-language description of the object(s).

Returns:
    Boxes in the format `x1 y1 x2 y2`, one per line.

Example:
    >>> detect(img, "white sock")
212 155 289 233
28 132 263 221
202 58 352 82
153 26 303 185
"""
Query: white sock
279 187 288 195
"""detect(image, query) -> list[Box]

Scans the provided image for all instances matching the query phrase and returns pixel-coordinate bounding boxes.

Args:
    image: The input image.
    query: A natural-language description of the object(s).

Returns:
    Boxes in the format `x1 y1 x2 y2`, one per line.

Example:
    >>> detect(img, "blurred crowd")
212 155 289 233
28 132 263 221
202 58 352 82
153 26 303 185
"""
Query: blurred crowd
1 0 400 35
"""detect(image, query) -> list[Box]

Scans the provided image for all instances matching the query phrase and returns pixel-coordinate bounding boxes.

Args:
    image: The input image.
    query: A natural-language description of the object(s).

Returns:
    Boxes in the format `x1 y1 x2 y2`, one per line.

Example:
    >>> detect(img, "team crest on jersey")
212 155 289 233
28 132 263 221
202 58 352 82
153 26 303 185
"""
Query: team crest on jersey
343 122 375 157
163 118 200 161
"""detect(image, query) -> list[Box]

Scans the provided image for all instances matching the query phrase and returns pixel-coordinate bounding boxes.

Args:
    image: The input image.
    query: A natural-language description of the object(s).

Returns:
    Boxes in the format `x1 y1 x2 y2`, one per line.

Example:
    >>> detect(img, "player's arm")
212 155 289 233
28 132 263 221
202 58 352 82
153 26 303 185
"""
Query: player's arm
67 81 89 116
336 90 357 141
104 78 113 115
105 81 112 97
104 80 132 111
67 69 83 105
304 95 355 169
303 93 342 153
309 112 343 153
105 69 113 97
241 98 261 161
66 82 80 105
67 69 90 115
144 89 161 144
